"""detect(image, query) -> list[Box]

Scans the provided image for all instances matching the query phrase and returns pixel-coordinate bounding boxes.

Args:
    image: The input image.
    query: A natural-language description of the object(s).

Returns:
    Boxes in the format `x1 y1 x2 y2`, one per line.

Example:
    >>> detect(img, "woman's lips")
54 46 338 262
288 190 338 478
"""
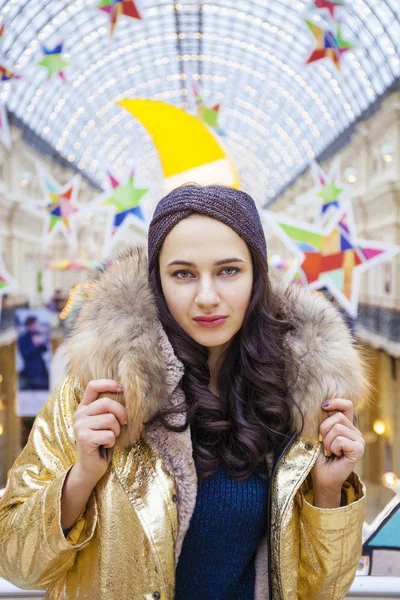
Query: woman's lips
193 317 227 328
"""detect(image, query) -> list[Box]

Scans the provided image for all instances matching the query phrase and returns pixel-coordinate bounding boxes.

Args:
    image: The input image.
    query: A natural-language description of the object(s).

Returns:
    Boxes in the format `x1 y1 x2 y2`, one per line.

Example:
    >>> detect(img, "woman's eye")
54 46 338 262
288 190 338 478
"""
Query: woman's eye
173 267 239 279
221 267 239 276
174 270 193 279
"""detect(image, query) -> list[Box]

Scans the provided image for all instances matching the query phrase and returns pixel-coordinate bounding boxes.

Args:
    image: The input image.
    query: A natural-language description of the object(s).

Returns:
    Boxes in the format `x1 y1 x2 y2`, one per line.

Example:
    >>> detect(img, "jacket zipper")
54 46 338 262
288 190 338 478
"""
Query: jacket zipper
267 432 297 600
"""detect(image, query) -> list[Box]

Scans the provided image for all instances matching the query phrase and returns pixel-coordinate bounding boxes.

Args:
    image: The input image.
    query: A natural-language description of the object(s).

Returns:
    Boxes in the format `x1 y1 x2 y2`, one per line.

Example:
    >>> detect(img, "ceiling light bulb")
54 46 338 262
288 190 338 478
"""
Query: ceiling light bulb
373 419 386 436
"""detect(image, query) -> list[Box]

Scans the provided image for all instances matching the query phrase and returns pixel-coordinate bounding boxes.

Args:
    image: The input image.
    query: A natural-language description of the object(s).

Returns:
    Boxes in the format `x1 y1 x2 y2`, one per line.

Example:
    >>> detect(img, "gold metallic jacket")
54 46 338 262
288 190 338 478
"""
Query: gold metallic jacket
0 247 367 600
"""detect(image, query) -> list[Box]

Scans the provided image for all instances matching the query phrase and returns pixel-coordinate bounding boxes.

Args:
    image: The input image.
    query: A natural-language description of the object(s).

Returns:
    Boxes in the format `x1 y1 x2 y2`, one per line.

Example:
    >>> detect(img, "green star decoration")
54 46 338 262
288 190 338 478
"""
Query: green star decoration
38 43 70 81
100 171 148 227
316 180 343 205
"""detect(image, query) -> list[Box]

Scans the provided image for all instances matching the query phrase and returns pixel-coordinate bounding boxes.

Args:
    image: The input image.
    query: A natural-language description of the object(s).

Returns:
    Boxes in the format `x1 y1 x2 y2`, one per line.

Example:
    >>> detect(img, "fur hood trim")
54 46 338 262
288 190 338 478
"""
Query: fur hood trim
66 246 369 445
278 280 369 439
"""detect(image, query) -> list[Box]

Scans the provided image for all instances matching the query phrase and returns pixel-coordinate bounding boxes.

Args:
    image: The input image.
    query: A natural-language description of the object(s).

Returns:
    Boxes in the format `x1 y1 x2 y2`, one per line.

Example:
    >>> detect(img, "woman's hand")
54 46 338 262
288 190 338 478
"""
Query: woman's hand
73 379 127 485
310 398 365 508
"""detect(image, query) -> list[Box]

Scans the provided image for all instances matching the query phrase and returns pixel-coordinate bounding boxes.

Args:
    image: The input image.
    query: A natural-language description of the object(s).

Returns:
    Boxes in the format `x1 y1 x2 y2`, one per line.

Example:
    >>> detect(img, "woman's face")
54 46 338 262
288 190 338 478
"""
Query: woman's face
159 214 253 355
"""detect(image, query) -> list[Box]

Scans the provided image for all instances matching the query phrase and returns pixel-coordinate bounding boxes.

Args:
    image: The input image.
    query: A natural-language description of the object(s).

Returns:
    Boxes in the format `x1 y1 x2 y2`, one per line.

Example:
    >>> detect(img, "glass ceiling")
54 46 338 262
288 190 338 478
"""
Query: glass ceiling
0 0 399 206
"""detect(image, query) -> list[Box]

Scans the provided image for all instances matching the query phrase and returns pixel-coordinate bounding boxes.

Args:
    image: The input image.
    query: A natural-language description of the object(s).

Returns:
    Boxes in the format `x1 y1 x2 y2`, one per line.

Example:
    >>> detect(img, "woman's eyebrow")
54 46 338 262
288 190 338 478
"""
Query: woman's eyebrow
167 258 245 267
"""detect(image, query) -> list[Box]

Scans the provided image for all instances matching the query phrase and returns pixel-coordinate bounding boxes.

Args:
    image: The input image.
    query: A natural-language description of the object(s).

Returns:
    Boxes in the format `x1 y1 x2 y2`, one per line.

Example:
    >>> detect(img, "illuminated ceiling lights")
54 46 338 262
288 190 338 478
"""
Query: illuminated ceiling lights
0 0 398 205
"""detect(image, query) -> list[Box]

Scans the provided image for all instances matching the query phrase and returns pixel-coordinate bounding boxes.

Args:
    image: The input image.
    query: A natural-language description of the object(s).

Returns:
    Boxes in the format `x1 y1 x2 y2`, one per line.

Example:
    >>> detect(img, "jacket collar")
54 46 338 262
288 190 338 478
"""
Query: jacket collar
155 322 185 398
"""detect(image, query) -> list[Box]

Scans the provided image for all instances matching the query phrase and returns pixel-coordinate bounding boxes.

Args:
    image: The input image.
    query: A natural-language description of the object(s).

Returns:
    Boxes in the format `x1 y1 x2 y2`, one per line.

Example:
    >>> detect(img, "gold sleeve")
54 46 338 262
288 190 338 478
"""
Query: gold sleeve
297 472 366 600
0 376 98 589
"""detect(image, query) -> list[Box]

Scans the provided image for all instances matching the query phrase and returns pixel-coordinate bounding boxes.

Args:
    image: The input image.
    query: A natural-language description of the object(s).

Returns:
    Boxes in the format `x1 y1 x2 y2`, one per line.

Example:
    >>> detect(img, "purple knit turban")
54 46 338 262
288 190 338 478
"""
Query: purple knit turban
147 185 267 274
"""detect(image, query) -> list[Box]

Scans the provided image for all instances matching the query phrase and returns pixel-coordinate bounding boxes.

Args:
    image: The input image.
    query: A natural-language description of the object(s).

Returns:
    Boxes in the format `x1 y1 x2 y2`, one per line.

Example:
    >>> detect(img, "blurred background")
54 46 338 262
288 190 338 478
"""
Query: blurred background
0 0 399 596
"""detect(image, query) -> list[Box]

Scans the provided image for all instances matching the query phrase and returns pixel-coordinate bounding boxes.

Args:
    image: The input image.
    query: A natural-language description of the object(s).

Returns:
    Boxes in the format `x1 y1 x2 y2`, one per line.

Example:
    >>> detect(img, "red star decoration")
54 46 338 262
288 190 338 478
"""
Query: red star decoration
313 0 345 17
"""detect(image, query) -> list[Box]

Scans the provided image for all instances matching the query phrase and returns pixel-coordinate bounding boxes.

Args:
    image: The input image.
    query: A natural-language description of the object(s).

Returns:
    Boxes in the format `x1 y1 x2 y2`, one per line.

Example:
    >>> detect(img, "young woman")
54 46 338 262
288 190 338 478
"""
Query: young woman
0 185 367 600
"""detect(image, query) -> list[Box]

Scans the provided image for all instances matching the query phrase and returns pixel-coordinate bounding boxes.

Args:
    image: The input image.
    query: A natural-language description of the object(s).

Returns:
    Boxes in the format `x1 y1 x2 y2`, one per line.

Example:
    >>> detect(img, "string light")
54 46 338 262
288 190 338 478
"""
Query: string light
60 283 82 320
0 0 396 203
54 30 328 167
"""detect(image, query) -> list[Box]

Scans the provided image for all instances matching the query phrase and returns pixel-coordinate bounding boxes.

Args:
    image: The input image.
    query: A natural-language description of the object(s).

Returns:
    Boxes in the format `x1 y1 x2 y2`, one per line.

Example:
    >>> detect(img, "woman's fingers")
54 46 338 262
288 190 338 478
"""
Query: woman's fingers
319 398 365 459
73 381 126 481
322 423 363 457
329 435 365 463
74 413 121 453
321 397 354 424
82 430 117 452
83 397 127 426
76 379 127 427
320 410 356 438
82 413 122 439
81 379 123 406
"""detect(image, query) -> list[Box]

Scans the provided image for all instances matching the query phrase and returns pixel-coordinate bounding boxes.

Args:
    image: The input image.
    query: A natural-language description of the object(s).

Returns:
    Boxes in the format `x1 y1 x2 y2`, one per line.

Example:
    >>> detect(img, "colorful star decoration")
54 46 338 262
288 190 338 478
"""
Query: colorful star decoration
311 0 346 17
0 64 20 82
100 170 147 226
38 43 70 81
0 103 11 150
192 82 224 135
34 166 82 250
97 0 142 37
296 158 348 224
305 20 355 70
89 169 149 255
262 206 400 318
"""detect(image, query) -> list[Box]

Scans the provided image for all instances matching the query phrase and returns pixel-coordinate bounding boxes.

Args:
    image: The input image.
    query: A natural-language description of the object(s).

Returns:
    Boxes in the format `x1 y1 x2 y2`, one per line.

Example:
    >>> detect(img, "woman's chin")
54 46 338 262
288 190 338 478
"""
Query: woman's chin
189 330 235 349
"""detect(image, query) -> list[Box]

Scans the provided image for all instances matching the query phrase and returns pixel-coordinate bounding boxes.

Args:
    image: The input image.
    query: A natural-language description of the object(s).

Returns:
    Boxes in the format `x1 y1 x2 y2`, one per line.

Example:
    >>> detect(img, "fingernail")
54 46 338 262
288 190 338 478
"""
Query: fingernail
123 419 128 425
321 401 329 407
117 384 124 391
324 448 328 457
318 434 323 443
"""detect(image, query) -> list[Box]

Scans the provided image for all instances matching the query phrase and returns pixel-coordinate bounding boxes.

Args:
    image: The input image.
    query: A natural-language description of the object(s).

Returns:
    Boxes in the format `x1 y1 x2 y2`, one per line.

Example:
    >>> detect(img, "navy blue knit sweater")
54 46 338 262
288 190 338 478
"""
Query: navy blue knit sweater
174 465 269 599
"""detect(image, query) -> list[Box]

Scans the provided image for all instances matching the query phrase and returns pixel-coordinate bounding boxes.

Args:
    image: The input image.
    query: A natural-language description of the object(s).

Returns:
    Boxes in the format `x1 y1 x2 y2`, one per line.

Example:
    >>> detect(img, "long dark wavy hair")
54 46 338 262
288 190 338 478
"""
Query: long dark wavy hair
148 243 302 481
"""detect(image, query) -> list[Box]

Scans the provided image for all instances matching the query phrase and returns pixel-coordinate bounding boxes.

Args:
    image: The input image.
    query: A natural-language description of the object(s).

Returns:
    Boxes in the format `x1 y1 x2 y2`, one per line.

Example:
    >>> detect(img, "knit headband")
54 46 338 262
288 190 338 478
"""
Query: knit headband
147 185 267 274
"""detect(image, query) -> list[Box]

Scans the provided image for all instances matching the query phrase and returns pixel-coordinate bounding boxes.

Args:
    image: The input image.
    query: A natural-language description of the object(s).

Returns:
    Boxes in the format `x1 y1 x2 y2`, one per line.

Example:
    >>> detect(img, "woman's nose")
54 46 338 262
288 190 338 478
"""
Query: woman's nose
195 286 220 308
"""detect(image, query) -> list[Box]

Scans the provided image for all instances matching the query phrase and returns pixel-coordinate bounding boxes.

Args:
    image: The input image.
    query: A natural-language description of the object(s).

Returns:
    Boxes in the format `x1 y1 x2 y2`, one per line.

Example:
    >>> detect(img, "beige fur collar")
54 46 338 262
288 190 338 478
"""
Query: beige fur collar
66 245 368 446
